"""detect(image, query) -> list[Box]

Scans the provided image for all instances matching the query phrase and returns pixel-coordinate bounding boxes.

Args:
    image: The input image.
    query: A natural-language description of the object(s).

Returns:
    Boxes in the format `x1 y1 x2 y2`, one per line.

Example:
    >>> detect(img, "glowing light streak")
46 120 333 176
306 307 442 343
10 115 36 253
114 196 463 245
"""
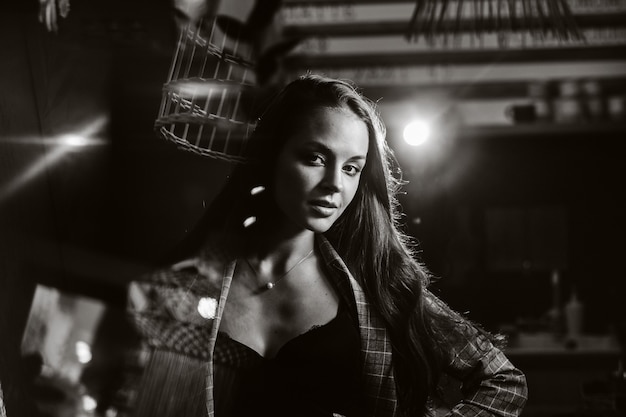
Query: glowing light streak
0 116 108 204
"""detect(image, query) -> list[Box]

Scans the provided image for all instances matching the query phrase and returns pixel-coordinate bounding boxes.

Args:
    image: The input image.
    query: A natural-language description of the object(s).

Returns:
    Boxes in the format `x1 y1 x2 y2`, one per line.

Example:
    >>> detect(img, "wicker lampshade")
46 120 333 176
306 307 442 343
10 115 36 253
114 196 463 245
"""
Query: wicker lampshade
155 16 258 163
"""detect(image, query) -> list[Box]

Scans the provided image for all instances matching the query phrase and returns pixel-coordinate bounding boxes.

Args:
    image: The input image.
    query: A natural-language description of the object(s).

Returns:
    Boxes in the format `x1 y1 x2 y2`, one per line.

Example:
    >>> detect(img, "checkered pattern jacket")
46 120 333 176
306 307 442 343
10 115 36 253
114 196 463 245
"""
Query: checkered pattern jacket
0 382 6 417
127 235 527 417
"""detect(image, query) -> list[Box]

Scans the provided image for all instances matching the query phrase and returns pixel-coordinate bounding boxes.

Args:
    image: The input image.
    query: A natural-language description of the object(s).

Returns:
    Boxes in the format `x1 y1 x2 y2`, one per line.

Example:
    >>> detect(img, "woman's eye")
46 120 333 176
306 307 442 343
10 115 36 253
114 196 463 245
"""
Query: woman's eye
343 165 362 176
305 154 325 165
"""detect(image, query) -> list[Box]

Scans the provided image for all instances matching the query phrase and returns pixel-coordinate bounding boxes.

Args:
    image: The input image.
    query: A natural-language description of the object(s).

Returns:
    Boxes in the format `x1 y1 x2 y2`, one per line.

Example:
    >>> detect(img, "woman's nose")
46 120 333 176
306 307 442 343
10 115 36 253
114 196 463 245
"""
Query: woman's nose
321 166 344 192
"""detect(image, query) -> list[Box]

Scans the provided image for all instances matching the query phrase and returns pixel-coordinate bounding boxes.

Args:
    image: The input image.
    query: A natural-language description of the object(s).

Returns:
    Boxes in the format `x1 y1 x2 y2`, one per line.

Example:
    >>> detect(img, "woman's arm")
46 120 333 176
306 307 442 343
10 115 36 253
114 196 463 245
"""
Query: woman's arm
443 332 527 416
426 291 528 416
0 381 6 417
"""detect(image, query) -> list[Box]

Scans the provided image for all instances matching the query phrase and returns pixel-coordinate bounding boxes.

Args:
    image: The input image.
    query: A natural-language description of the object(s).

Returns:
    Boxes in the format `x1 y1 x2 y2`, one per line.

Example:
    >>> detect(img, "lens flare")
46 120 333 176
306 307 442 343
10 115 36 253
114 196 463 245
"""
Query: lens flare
403 120 430 146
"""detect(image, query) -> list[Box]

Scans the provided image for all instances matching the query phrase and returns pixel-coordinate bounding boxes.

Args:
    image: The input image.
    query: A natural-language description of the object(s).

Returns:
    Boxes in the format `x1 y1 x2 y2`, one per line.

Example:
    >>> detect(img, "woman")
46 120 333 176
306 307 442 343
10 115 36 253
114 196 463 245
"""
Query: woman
127 74 527 417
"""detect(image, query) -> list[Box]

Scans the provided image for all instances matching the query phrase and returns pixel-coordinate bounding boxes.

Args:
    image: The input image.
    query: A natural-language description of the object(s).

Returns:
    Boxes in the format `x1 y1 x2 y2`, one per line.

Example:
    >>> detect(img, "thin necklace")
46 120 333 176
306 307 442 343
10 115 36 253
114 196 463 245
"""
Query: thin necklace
245 249 314 291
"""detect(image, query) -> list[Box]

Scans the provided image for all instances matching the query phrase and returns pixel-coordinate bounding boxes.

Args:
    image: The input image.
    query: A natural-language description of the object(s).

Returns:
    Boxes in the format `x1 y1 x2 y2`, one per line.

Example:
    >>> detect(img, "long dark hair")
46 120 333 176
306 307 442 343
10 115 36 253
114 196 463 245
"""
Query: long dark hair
178 74 481 415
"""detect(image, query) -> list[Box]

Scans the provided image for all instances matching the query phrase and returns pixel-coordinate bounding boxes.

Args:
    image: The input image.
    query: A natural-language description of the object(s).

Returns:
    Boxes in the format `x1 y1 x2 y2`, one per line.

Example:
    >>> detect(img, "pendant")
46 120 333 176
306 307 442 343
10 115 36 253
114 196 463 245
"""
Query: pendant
265 282 275 290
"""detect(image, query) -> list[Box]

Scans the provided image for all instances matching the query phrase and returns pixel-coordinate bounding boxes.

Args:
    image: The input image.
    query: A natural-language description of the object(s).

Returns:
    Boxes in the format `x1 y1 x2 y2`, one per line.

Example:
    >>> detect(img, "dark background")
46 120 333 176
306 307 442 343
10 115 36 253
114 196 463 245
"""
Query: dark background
1 1 625 416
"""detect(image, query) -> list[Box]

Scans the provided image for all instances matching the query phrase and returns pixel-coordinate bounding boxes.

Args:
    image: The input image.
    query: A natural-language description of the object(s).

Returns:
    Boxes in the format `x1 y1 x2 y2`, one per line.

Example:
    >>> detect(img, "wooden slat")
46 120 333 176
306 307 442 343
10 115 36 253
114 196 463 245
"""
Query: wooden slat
284 13 626 37
285 45 626 67
359 76 626 100
283 0 415 4
282 0 621 7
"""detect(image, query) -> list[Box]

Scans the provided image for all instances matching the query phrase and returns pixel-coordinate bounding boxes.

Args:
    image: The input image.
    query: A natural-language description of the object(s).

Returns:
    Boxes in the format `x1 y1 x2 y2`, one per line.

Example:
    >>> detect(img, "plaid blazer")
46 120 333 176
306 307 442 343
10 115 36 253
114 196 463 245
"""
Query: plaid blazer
0 382 6 417
128 235 527 417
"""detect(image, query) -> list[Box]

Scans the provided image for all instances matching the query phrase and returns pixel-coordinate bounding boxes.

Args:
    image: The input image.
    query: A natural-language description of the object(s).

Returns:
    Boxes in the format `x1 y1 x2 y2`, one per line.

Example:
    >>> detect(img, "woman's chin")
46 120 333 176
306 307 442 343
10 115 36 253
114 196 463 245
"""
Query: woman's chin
304 218 337 234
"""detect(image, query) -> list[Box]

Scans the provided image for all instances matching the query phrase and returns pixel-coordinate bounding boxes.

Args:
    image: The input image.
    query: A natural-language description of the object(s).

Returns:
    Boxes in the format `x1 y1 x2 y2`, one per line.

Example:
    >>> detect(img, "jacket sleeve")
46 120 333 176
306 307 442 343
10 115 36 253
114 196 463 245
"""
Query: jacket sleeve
0 381 6 417
124 260 225 417
426 291 528 416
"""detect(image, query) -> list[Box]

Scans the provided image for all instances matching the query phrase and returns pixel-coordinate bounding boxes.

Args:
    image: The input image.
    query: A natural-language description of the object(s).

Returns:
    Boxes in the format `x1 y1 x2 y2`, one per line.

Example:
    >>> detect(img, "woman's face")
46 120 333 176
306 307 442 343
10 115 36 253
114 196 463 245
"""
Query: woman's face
273 106 369 235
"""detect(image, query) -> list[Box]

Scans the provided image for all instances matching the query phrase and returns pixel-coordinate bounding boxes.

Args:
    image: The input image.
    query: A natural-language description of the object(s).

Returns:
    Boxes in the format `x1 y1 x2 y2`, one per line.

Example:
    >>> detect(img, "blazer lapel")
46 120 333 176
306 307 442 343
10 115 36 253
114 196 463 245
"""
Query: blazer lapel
205 259 236 417
316 235 398 417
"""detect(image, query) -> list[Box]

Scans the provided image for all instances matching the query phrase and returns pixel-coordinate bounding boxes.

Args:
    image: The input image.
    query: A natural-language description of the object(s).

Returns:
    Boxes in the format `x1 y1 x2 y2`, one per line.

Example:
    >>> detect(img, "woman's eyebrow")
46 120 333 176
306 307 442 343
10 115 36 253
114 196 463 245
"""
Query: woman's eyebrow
302 141 331 153
303 141 367 161
348 155 367 162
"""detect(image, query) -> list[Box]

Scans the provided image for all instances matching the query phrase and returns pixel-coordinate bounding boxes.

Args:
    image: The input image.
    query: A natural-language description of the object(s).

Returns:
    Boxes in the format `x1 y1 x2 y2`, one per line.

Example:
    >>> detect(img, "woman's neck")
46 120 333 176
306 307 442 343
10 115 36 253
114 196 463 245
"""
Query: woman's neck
245 229 316 274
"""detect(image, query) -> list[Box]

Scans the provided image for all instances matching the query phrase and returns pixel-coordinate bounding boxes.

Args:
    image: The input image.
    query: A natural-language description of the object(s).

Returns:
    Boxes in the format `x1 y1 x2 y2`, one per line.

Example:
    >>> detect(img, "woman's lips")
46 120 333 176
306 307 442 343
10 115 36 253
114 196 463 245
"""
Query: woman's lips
310 200 338 217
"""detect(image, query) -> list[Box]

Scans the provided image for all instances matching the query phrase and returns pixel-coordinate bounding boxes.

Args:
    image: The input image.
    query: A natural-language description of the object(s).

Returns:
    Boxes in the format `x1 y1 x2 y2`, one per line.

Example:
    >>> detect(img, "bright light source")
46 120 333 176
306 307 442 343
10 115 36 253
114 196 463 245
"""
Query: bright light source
403 120 431 146
0 115 108 205
82 395 97 412
197 297 217 319
243 216 256 228
75 340 92 364
250 185 265 195
62 134 90 147
175 80 225 98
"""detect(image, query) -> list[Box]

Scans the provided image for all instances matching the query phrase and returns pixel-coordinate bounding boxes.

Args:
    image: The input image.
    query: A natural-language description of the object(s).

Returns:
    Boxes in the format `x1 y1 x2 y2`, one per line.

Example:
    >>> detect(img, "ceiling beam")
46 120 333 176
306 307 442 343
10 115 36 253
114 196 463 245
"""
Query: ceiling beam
283 0 415 3
284 13 626 37
285 45 626 67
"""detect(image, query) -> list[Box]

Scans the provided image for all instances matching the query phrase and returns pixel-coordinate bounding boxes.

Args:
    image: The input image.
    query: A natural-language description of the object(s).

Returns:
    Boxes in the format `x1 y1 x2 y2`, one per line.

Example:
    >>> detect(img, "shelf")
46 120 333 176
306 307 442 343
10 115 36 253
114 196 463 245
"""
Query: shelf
284 13 626 38
504 333 621 357
285 45 626 68
359 77 626 100
389 121 626 141
456 121 626 139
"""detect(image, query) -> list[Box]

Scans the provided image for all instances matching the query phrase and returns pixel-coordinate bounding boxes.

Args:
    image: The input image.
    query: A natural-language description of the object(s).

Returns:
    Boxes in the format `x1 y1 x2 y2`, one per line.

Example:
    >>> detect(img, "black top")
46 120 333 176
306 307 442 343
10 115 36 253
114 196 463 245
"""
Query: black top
213 302 364 417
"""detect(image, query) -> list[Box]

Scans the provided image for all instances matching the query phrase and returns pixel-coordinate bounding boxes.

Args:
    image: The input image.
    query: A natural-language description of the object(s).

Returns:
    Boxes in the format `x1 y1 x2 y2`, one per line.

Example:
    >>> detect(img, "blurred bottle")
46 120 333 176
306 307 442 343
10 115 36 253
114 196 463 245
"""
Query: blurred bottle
581 79 606 122
528 81 552 123
547 269 565 339
564 288 584 342
554 79 583 124
612 359 626 412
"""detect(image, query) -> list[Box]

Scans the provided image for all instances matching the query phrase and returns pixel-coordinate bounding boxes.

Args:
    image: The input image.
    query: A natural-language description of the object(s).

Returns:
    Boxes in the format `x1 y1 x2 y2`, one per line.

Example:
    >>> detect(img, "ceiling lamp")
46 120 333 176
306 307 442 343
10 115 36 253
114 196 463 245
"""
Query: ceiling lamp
406 0 584 44
154 0 291 164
